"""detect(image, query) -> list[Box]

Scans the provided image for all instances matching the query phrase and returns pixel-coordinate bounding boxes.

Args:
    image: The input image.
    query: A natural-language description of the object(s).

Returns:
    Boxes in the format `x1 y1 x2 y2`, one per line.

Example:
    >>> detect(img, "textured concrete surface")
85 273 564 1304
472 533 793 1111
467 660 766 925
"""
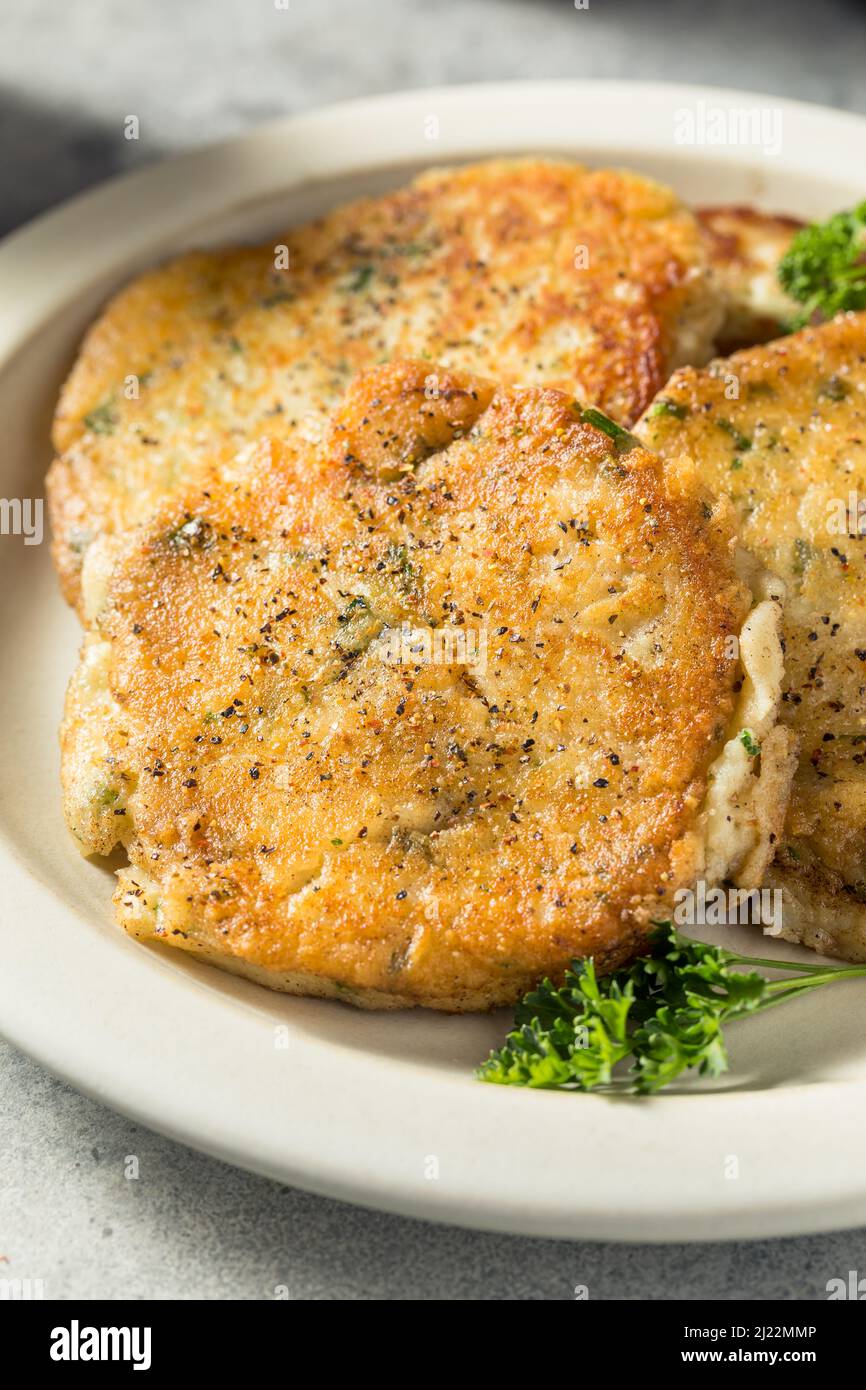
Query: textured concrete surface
3 0 866 1300
3 1042 866 1301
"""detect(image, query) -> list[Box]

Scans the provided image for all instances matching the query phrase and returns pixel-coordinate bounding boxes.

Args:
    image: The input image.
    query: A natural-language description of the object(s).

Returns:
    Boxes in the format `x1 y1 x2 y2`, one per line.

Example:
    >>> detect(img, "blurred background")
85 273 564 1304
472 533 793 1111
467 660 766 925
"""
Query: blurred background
3 0 866 1300
3 0 865 236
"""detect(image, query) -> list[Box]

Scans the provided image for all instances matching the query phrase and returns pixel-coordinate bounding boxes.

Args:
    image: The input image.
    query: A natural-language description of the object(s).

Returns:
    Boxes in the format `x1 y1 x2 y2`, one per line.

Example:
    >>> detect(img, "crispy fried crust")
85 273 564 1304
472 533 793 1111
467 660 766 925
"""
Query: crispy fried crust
61 362 759 1010
698 205 803 353
639 313 866 959
48 160 722 610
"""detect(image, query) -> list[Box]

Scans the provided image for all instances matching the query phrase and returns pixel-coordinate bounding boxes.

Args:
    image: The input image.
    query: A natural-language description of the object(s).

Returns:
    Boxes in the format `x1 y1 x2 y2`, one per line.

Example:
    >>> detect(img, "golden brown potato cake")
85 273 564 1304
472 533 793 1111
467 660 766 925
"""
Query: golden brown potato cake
48 160 723 612
698 205 803 353
61 361 791 1010
638 313 866 960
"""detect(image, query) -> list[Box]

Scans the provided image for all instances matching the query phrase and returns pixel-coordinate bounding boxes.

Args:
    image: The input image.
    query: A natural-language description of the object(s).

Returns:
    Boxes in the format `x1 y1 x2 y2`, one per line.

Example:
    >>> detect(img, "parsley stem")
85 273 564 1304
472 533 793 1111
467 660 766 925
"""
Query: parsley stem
762 969 866 999
722 950 864 976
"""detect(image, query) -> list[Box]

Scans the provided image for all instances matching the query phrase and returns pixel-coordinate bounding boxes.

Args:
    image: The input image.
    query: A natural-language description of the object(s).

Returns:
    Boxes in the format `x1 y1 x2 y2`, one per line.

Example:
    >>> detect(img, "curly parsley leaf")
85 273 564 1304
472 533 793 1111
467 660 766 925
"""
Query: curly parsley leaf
778 202 866 329
478 923 866 1095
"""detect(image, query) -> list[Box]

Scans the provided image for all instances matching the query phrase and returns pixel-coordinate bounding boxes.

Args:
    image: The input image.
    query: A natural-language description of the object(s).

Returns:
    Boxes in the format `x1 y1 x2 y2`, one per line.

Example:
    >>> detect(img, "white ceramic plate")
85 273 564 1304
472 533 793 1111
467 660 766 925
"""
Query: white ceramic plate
3 81 866 1242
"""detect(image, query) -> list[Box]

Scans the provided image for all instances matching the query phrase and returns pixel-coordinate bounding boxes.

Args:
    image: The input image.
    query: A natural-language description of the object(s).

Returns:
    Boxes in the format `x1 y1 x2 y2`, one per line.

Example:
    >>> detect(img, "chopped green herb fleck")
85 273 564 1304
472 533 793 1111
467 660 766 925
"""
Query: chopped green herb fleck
580 408 641 454
83 399 118 435
648 398 688 420
342 596 370 617
792 537 814 576
818 374 849 402
717 419 752 452
346 265 374 293
385 541 416 591
391 241 433 258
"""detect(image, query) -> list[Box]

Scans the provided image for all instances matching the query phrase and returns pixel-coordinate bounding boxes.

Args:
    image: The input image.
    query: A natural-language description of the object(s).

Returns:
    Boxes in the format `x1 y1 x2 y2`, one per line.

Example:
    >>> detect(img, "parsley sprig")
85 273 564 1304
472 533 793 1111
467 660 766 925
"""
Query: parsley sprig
478 923 866 1094
778 201 866 328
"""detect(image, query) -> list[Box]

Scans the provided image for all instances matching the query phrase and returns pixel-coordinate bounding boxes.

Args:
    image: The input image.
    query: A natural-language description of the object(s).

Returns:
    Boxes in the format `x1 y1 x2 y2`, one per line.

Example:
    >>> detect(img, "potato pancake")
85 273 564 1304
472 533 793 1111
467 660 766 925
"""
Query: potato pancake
698 205 803 352
61 361 791 1010
638 313 866 960
48 160 723 612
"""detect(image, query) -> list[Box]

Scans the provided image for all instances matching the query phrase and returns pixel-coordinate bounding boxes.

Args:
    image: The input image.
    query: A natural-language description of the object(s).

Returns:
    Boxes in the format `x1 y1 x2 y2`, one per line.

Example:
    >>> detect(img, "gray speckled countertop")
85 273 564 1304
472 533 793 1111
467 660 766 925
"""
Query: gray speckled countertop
3 0 866 1300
